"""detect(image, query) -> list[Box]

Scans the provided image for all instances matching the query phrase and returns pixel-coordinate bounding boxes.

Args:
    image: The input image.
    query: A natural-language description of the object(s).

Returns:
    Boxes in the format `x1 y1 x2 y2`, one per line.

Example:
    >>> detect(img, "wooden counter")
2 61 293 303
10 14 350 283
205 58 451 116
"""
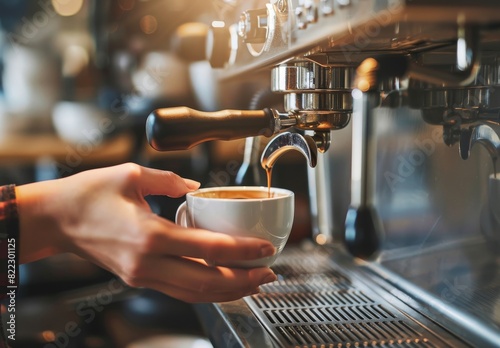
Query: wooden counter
0 132 135 166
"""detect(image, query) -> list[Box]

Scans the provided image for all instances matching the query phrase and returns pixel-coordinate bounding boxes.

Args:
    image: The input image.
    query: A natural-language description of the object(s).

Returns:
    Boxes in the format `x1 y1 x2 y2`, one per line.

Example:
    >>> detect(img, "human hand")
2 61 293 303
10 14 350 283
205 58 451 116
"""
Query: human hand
16 163 277 302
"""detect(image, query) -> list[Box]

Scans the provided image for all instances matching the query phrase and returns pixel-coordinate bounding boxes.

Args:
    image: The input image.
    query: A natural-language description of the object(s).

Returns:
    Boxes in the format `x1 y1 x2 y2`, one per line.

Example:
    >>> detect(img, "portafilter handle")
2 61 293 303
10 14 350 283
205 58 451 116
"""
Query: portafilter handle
145 106 280 151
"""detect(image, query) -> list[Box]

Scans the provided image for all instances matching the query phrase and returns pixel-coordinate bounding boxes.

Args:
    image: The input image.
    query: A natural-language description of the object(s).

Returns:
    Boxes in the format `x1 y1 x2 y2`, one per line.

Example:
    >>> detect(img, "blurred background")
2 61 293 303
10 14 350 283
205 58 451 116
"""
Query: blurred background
0 0 311 346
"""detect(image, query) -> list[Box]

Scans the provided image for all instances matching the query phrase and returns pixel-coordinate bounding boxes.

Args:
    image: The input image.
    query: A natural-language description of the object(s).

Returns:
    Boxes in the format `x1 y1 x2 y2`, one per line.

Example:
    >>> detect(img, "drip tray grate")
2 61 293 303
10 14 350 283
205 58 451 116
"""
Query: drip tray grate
244 248 458 348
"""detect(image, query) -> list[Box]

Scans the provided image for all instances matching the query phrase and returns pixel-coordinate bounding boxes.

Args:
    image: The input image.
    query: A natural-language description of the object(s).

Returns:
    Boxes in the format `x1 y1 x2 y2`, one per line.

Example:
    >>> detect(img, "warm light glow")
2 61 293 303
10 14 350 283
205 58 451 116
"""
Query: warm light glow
359 57 379 73
177 22 209 37
118 0 135 11
211 20 226 28
42 330 56 342
62 44 89 77
357 79 371 92
52 0 84 17
315 234 328 245
140 15 158 34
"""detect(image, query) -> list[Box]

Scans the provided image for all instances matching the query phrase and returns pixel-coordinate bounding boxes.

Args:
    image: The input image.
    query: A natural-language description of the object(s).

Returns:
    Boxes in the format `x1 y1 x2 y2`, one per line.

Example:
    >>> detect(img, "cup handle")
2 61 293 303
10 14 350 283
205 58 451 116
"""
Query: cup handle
175 201 188 227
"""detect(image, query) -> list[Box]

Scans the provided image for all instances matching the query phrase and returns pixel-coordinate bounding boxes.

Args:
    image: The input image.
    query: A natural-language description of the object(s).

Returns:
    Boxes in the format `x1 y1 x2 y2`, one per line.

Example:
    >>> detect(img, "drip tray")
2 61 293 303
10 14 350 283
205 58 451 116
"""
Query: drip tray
238 246 468 348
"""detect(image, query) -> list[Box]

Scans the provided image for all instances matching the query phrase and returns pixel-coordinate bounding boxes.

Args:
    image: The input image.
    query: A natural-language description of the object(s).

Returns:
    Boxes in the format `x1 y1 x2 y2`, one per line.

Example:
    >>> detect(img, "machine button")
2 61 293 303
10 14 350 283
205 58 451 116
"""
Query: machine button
295 6 308 29
296 1 319 29
304 0 318 23
206 24 232 68
336 0 351 6
237 8 268 44
171 22 209 62
320 0 335 15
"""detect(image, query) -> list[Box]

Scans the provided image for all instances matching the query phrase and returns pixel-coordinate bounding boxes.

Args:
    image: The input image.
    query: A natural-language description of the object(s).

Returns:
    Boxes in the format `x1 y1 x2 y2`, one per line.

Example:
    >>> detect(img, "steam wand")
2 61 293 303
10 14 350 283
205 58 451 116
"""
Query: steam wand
345 88 383 260
346 25 482 259
346 56 409 259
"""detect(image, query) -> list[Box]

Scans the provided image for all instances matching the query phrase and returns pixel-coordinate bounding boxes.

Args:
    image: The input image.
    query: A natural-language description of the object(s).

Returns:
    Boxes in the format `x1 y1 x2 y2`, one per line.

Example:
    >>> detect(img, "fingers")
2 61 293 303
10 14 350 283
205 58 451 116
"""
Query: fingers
147 218 276 262
133 165 200 197
182 178 200 191
140 280 258 303
122 256 277 303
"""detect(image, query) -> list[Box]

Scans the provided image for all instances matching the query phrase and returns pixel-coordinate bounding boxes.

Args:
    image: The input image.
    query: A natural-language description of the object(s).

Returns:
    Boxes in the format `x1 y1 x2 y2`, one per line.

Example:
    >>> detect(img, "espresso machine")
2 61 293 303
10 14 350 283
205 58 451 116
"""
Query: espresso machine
146 0 500 347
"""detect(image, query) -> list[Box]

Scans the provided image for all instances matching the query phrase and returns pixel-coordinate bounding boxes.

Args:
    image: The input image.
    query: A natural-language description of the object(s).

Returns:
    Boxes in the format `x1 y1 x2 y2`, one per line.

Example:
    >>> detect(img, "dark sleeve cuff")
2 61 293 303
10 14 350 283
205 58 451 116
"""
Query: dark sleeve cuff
0 185 20 298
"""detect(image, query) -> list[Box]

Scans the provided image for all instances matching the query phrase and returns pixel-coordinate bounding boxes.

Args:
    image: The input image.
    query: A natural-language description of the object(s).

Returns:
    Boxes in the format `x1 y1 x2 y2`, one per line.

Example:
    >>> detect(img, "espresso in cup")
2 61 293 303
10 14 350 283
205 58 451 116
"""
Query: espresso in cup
176 186 294 268
192 188 285 199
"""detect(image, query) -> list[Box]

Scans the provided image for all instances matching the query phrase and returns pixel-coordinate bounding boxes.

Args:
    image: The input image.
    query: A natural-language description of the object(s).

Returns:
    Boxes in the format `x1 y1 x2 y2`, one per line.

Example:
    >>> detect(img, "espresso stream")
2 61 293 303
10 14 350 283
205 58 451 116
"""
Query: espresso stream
266 166 272 198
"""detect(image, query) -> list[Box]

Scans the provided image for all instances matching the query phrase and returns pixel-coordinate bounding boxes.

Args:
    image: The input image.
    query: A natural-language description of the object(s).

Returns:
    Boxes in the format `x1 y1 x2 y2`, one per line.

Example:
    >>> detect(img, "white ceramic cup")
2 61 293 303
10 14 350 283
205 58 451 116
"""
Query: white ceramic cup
175 186 294 268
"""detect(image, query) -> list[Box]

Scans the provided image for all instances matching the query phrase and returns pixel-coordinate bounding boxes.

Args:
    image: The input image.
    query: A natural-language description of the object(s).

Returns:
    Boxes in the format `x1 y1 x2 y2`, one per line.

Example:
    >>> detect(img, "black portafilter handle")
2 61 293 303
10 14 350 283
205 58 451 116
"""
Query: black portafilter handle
145 107 277 151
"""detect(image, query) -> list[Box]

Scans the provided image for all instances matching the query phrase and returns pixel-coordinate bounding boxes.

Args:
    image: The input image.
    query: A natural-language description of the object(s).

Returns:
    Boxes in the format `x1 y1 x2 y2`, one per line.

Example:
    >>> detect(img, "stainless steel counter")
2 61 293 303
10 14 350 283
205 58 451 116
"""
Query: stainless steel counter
195 244 478 348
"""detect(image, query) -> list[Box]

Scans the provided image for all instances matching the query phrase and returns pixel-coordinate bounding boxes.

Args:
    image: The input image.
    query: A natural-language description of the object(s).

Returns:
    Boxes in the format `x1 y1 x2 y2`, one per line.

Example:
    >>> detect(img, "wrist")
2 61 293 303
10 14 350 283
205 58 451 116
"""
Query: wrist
0 185 20 291
16 181 64 263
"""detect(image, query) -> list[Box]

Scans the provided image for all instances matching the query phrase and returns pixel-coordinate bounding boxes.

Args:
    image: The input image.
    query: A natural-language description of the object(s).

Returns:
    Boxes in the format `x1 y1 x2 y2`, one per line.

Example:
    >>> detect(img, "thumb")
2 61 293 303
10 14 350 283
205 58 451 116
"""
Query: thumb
137 166 200 197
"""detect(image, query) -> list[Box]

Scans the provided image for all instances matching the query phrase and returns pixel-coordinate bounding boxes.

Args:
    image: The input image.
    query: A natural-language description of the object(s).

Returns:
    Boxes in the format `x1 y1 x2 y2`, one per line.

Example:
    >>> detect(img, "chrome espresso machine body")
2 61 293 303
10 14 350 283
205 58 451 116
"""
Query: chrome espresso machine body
147 1 500 347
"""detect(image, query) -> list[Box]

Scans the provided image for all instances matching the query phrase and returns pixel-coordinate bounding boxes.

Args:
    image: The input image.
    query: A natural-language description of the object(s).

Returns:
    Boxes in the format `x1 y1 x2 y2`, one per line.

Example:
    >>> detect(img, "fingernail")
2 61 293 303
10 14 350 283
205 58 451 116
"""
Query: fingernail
260 245 276 257
184 179 200 190
260 272 277 285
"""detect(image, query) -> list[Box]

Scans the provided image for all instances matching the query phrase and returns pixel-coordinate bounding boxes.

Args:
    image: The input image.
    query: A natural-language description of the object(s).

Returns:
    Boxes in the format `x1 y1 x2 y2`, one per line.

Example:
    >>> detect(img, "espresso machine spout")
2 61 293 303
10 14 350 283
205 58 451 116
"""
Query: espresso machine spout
260 131 318 171
459 124 500 176
459 124 500 161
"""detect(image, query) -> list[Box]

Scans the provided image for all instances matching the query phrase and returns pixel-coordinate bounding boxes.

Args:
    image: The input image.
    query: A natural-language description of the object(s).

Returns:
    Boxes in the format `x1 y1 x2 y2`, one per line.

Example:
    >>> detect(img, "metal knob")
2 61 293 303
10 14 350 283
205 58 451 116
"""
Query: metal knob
237 8 268 44
206 24 232 68
170 22 209 62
